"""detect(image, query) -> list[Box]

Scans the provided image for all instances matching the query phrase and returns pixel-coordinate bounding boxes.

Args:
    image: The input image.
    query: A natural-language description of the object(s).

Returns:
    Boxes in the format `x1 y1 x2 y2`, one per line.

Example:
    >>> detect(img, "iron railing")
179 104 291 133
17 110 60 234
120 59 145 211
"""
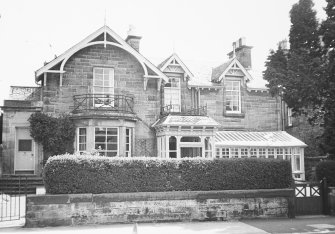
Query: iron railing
0 175 28 222
161 104 207 117
72 94 134 114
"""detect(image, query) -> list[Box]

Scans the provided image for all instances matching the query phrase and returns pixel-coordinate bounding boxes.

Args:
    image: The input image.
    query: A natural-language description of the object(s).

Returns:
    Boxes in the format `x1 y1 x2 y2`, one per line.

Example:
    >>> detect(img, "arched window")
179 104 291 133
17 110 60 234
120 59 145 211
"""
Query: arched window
169 136 177 158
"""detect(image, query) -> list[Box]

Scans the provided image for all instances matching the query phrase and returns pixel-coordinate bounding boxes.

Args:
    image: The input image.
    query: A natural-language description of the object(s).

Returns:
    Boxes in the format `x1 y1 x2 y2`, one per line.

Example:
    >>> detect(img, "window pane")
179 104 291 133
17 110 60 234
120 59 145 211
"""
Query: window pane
18 140 32 151
79 128 86 135
107 151 117 157
295 155 301 171
79 136 86 143
95 68 103 74
107 136 117 143
95 128 106 135
250 148 257 158
107 144 118 151
95 144 106 150
79 144 86 151
241 148 248 158
107 128 118 135
95 136 106 143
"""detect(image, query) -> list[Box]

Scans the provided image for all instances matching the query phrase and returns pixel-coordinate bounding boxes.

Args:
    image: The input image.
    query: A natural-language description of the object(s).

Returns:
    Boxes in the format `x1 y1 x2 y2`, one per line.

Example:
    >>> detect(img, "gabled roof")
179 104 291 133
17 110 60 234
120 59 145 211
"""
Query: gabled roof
158 53 194 79
215 131 307 147
211 58 234 81
211 57 253 82
35 25 168 82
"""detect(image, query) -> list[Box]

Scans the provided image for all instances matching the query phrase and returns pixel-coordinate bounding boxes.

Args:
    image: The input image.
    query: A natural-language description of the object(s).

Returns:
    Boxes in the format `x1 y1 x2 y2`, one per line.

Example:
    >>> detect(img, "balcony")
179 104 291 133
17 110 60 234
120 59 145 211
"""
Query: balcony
161 104 207 117
72 94 135 119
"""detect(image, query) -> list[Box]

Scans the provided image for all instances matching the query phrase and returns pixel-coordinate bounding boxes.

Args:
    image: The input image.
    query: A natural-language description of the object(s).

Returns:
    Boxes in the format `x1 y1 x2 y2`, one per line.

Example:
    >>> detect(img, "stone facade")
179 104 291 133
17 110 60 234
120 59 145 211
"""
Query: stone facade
25 189 295 227
0 26 308 177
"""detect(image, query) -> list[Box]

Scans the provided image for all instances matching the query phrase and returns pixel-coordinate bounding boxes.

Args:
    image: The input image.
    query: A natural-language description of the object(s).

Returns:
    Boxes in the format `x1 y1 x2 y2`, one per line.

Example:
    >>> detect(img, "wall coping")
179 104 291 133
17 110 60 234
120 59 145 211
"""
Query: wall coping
27 188 294 204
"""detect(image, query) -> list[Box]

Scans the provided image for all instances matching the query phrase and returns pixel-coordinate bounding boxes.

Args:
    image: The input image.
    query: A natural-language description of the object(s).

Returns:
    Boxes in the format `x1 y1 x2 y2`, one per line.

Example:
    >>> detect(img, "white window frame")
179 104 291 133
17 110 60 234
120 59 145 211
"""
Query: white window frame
77 127 87 153
225 80 241 113
164 77 181 112
94 127 119 157
93 67 115 107
125 128 132 157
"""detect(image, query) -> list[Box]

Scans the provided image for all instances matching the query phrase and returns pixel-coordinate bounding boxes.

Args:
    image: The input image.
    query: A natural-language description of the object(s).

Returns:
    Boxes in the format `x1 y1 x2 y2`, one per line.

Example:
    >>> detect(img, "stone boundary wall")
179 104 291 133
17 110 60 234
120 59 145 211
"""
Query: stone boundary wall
26 189 295 227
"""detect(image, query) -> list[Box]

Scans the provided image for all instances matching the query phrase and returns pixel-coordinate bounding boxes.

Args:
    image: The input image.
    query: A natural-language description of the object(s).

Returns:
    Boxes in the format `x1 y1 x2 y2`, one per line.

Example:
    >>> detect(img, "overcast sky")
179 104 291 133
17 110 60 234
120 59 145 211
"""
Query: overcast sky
0 0 327 106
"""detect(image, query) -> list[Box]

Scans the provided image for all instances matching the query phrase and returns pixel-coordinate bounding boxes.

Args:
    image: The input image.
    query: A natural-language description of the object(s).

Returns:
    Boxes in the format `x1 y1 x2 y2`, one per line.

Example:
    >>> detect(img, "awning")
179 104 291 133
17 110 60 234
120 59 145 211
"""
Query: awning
152 115 220 127
215 131 307 147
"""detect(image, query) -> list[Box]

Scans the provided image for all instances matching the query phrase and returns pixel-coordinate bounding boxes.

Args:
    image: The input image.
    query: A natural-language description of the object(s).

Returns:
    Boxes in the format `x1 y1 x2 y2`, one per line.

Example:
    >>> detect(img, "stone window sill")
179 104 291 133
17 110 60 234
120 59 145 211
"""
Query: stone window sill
224 112 245 118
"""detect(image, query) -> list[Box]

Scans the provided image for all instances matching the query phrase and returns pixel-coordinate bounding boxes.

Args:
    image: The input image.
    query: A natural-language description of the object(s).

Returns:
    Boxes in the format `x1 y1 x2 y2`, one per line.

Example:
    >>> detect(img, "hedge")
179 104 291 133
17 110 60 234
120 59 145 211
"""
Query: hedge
316 160 335 186
43 155 293 194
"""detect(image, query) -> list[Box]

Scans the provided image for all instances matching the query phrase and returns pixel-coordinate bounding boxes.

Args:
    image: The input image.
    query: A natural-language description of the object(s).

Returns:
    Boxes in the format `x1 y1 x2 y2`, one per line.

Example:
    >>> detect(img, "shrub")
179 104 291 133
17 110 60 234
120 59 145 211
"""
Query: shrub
43 155 293 194
316 160 335 186
28 113 75 158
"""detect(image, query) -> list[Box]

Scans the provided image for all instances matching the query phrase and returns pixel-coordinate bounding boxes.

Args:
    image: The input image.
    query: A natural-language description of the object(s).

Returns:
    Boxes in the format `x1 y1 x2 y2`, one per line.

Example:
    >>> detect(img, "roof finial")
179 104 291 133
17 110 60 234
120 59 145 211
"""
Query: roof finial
104 9 107 48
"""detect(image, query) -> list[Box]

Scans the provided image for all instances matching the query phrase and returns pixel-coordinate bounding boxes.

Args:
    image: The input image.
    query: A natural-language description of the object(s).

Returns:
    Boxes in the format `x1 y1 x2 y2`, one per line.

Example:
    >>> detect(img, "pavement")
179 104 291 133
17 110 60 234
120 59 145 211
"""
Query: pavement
0 215 334 234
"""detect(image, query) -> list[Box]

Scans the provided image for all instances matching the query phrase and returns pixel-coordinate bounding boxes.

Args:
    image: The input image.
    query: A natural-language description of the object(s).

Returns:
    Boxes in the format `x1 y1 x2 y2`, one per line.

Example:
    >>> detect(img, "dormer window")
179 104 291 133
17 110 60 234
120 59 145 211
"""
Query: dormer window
225 80 241 113
164 76 181 112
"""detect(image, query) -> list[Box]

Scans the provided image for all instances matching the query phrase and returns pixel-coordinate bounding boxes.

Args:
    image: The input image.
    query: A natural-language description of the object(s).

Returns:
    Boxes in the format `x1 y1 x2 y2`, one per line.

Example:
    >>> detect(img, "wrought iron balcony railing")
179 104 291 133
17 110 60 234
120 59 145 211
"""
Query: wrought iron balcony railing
72 94 134 114
161 104 207 117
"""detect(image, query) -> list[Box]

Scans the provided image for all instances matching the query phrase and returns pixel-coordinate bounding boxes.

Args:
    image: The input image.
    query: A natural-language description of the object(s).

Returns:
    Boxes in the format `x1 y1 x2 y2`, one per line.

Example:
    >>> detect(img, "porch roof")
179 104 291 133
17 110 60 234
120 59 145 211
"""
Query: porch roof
152 115 220 127
215 131 307 148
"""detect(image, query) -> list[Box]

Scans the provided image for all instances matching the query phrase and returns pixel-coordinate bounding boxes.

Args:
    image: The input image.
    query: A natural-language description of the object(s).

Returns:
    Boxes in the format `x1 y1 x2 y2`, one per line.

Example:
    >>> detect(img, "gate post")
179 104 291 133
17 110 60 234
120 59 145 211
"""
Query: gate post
321 177 330 215
288 187 295 218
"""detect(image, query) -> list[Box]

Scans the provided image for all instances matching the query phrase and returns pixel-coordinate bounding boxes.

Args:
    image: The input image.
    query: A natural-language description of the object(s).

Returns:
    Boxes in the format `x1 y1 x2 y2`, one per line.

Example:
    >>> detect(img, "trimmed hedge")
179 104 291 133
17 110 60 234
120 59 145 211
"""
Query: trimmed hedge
43 155 293 194
316 160 335 186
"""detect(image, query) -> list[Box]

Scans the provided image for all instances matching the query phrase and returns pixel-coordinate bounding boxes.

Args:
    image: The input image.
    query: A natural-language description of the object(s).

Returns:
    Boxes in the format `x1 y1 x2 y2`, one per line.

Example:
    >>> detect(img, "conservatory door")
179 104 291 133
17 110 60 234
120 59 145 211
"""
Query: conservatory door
14 128 35 174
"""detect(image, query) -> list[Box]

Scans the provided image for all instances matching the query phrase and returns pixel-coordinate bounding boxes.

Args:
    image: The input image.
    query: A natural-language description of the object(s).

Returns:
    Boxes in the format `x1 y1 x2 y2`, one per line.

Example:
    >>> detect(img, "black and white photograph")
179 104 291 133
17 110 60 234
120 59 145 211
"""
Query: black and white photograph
0 0 334 233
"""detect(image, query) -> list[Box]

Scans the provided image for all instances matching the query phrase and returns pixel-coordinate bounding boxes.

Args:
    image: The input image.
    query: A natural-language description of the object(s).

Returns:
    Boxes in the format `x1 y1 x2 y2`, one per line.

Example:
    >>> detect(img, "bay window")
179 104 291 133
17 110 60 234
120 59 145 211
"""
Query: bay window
95 127 118 156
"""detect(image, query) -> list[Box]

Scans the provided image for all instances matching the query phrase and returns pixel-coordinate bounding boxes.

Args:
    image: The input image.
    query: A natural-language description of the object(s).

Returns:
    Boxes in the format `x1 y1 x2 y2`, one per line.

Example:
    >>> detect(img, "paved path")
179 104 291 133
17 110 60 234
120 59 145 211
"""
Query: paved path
1 216 335 234
0 221 267 234
242 215 335 234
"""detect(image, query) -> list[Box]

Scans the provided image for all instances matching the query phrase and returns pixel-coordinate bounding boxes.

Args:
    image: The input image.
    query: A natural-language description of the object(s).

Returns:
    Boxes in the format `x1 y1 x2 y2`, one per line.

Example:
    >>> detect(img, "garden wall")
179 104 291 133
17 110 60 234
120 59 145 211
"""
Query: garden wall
26 189 295 227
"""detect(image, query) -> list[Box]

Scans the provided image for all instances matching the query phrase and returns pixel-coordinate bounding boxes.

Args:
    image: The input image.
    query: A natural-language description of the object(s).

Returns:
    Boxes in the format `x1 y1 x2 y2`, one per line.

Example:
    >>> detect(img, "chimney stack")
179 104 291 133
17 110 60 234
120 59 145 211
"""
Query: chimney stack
227 37 253 70
125 25 142 52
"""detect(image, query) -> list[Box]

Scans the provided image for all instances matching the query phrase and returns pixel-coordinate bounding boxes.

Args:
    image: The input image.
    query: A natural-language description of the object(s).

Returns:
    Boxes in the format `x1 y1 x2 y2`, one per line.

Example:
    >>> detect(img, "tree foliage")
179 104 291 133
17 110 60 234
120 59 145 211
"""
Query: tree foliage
264 0 335 155
28 112 75 158
319 0 335 155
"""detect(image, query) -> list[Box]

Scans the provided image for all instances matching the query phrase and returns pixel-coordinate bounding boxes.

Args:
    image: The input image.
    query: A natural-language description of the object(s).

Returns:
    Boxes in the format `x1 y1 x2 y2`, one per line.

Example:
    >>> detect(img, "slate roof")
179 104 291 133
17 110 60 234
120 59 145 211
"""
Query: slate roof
152 115 220 127
211 58 234 82
215 131 307 147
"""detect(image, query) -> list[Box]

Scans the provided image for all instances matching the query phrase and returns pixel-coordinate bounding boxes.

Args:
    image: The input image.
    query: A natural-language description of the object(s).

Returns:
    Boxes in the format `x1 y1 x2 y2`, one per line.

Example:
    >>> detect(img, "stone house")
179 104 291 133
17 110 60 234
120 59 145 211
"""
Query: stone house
0 25 307 180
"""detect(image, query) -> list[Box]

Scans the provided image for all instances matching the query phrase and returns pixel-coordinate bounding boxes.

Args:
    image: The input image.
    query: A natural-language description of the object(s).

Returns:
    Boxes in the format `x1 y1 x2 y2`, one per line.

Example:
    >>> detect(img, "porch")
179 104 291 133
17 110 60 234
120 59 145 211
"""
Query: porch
152 115 220 158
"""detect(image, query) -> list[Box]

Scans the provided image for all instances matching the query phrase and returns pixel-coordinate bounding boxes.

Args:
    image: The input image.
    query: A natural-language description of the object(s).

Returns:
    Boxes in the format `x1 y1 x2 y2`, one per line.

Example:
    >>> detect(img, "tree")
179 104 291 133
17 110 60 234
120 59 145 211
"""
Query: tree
263 0 327 157
263 46 288 97
319 0 335 155
264 0 324 115
286 0 324 114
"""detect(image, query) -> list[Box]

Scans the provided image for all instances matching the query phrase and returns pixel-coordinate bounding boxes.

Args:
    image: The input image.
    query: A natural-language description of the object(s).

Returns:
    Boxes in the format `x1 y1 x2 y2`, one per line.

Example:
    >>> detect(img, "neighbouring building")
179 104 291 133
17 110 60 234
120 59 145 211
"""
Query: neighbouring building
0 25 307 180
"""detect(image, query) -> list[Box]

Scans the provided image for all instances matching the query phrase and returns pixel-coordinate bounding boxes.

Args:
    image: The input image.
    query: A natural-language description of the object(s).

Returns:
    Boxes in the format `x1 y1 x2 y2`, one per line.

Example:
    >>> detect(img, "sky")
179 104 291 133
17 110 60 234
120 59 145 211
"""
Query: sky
0 0 327 106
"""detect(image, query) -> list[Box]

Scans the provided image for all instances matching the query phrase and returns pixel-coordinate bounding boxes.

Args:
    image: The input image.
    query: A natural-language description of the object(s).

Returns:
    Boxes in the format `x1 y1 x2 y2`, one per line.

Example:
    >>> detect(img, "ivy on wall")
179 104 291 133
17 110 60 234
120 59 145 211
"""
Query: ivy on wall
28 112 75 159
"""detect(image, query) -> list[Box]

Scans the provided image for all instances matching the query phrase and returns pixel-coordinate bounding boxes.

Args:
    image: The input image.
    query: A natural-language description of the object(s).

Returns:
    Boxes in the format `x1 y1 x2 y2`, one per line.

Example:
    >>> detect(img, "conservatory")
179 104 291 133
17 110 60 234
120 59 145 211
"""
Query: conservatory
215 131 307 180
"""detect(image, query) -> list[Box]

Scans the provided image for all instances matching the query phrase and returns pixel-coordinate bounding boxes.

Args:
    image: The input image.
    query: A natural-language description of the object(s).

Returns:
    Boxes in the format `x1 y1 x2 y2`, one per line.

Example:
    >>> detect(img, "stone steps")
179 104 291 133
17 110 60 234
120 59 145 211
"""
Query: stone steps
0 175 44 195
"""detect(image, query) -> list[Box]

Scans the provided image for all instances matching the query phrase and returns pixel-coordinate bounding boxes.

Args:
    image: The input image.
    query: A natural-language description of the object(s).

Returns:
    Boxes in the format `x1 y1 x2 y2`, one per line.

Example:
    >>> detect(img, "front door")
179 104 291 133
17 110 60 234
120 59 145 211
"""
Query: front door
14 128 35 174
